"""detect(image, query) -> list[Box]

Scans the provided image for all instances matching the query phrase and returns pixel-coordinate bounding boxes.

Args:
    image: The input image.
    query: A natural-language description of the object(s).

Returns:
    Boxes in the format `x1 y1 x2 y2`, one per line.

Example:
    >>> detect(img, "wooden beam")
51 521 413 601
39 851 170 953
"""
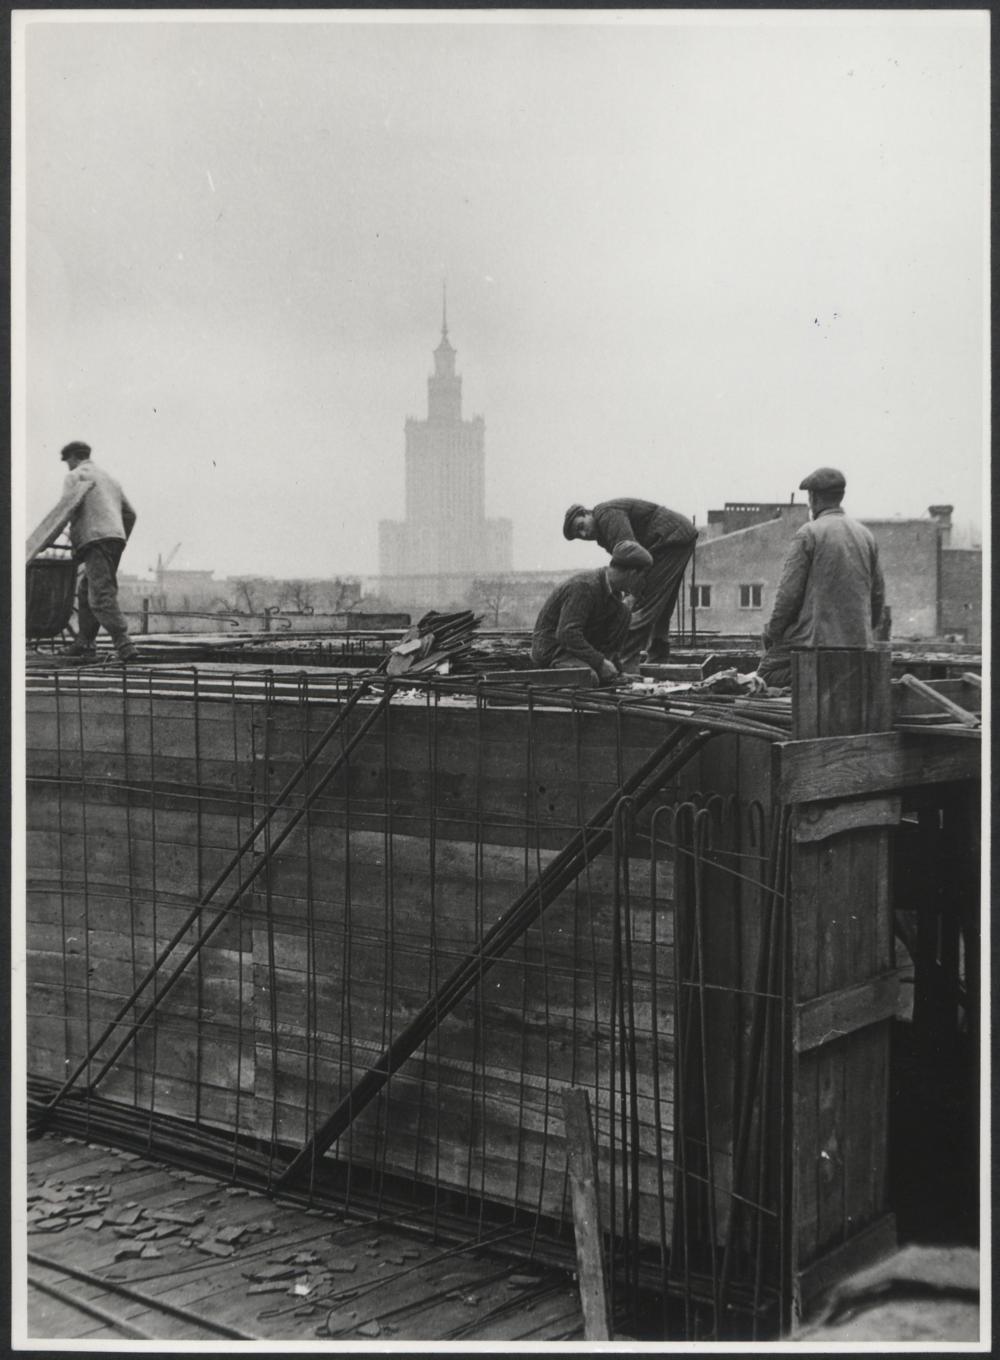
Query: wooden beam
562 1087 611 1340
794 973 901 1052
773 731 980 804
892 676 982 718
897 673 980 727
794 794 901 842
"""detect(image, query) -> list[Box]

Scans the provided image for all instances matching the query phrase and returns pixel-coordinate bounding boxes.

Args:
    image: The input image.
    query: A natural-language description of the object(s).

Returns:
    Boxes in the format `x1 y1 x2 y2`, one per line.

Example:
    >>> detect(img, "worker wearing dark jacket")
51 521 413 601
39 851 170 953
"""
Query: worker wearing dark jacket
759 467 885 688
563 497 697 664
532 540 653 686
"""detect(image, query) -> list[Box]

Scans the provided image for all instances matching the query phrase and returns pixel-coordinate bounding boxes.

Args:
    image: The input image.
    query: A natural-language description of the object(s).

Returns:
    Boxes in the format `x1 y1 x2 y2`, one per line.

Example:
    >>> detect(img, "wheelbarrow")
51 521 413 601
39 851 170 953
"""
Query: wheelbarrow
26 545 77 641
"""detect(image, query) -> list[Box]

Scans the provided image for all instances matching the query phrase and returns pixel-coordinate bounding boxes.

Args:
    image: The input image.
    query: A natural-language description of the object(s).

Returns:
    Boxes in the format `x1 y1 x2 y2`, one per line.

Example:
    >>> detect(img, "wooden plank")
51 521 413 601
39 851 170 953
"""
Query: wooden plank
794 973 900 1052
26 481 90 562
814 1043 845 1257
482 666 594 687
561 1088 611 1340
892 676 981 717
893 722 981 739
790 840 821 1002
793 795 901 843
773 731 980 803
897 673 980 727
792 648 820 738
795 1211 897 1317
794 1052 819 1267
841 1022 887 1245
793 649 892 740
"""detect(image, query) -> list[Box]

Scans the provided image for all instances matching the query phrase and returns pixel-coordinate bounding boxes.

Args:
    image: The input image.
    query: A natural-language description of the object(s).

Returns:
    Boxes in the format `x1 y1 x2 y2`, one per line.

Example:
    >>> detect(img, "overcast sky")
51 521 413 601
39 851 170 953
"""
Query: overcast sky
14 10 988 581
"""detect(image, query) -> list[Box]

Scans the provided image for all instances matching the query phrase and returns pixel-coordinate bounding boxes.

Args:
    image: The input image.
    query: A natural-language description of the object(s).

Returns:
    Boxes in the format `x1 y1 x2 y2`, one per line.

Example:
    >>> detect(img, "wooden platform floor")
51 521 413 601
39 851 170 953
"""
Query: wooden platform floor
22 1133 584 1344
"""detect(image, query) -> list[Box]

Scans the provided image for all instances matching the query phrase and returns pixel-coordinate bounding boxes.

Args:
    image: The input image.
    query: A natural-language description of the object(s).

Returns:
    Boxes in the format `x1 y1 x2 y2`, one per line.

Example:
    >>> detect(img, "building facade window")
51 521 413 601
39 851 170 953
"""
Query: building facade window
690 584 712 608
739 583 763 609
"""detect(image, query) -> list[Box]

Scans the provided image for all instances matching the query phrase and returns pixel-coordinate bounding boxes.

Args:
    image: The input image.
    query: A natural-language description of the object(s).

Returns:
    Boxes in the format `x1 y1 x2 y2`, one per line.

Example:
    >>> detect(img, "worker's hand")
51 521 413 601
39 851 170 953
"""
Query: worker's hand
598 658 619 684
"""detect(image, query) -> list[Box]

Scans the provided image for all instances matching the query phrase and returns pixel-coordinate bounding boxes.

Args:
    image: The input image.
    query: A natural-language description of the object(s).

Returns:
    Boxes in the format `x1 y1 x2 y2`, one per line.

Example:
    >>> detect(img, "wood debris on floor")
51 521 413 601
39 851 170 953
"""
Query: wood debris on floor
23 1133 584 1343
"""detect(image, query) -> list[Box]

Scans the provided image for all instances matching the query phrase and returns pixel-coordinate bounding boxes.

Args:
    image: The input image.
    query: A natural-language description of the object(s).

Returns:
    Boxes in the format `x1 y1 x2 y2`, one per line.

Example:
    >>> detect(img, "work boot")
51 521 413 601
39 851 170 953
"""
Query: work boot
60 639 97 661
115 642 140 664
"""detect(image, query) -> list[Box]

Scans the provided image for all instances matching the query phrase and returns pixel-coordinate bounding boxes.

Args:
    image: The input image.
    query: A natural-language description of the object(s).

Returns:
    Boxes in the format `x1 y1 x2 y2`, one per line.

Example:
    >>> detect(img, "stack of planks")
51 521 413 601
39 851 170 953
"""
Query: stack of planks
385 611 482 676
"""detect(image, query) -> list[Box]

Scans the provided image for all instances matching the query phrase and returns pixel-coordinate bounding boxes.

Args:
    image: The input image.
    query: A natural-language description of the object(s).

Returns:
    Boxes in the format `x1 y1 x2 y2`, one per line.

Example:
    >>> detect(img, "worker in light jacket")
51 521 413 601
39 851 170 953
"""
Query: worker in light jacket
53 441 139 662
563 497 697 665
758 467 885 688
532 540 653 687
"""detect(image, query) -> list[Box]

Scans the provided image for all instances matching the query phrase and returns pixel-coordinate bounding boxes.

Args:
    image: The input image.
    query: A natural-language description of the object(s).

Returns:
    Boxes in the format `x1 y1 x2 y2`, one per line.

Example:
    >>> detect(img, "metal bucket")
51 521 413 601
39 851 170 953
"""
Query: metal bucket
26 554 77 638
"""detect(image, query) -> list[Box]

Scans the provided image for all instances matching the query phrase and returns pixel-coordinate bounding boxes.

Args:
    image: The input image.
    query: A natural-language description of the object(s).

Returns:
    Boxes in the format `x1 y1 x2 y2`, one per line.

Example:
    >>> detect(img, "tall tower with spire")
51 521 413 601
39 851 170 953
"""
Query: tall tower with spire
379 296 512 607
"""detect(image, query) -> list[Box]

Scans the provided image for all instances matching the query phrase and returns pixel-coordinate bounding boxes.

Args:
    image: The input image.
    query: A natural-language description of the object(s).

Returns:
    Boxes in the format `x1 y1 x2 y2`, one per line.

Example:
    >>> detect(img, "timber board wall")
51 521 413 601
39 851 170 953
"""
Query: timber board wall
25 684 775 1249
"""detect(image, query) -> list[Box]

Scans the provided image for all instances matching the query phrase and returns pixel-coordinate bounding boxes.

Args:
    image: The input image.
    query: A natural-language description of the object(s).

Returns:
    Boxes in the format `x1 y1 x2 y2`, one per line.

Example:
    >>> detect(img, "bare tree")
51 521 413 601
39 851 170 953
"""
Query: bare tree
313 577 362 614
467 577 516 628
278 578 317 614
229 576 272 615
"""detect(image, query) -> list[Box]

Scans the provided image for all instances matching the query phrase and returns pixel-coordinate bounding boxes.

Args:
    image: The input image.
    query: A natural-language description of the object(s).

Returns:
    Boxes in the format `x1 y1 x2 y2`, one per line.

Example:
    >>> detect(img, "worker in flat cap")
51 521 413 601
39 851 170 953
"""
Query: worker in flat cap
43 441 140 662
563 497 697 665
758 467 885 688
532 539 652 686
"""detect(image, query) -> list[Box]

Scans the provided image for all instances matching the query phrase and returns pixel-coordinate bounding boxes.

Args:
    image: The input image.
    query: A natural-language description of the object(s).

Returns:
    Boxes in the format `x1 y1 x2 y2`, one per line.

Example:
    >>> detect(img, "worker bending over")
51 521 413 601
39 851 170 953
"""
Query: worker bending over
563 497 697 664
759 466 884 688
532 540 652 687
54 441 139 662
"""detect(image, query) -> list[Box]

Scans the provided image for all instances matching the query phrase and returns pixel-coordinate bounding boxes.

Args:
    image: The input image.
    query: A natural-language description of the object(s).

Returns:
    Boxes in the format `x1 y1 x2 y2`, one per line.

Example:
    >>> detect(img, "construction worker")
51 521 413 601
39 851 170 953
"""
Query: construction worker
563 497 697 664
52 441 140 662
532 539 652 686
758 466 885 688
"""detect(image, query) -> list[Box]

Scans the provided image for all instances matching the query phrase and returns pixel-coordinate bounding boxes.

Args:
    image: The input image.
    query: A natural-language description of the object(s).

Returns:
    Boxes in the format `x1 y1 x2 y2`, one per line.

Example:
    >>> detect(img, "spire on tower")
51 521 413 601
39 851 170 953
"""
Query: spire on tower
434 282 455 363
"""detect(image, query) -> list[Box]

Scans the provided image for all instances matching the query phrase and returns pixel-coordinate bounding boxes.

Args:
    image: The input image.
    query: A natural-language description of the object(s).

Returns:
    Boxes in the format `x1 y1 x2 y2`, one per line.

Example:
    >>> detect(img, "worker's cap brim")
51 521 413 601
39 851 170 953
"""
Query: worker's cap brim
799 466 846 493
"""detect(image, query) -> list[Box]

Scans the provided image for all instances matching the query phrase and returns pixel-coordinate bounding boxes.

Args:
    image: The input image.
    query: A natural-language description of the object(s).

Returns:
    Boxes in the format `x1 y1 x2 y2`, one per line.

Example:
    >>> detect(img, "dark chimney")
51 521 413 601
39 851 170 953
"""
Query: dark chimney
928 505 954 547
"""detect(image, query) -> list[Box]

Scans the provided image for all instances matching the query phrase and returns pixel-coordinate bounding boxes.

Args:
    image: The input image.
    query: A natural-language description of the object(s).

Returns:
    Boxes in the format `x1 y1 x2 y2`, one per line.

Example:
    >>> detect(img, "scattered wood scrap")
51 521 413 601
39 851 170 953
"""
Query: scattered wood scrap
386 610 482 676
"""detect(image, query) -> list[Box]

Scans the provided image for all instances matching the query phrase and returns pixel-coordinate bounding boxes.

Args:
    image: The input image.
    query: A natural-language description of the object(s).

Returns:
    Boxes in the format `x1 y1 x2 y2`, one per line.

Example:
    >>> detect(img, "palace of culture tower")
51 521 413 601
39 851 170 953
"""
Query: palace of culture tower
378 300 512 609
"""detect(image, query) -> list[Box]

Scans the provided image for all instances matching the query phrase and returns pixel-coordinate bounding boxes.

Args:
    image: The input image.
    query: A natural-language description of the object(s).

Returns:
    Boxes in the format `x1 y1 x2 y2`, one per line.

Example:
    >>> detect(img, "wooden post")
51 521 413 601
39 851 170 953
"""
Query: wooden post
785 647 899 1325
562 1087 612 1340
792 645 893 739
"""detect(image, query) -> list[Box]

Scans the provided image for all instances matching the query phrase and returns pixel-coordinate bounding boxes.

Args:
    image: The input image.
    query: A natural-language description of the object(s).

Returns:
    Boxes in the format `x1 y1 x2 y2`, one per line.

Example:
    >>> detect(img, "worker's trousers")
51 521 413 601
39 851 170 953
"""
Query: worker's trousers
623 536 697 661
76 538 131 644
757 647 792 688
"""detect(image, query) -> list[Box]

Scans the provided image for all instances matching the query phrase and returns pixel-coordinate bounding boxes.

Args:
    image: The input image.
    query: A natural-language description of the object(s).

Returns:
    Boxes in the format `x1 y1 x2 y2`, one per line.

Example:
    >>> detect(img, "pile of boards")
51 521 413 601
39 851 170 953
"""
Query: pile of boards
385 611 482 676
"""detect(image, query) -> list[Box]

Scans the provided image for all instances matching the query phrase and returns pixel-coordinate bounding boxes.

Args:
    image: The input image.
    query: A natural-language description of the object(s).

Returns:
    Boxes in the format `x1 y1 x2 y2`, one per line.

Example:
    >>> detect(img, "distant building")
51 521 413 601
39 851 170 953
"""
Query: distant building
691 501 981 643
118 569 223 613
378 302 512 611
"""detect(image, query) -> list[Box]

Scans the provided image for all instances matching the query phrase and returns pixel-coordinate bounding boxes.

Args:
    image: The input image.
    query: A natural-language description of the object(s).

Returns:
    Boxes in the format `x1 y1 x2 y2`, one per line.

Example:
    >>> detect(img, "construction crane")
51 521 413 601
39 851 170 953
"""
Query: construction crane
152 543 182 594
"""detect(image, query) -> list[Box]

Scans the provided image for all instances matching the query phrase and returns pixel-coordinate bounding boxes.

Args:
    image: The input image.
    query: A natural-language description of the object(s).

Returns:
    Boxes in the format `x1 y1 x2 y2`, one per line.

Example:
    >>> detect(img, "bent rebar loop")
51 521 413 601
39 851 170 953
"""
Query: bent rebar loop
648 801 682 916
747 798 768 858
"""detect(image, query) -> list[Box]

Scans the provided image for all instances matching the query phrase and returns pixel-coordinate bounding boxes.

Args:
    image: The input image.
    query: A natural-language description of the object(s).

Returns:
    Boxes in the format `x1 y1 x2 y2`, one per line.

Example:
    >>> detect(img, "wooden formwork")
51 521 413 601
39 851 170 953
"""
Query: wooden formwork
774 650 979 1322
23 652 981 1335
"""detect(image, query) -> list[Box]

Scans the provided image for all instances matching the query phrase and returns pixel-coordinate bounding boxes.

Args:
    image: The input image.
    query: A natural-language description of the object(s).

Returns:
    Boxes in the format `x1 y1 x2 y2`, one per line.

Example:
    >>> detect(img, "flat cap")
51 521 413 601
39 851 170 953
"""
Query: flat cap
610 539 653 569
563 503 587 539
799 466 846 493
60 441 92 460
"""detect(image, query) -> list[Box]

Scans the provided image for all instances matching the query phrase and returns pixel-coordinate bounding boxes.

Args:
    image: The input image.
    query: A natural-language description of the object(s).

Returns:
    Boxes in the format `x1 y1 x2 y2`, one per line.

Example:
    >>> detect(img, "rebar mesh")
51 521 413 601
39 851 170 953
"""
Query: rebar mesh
25 665 791 1338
